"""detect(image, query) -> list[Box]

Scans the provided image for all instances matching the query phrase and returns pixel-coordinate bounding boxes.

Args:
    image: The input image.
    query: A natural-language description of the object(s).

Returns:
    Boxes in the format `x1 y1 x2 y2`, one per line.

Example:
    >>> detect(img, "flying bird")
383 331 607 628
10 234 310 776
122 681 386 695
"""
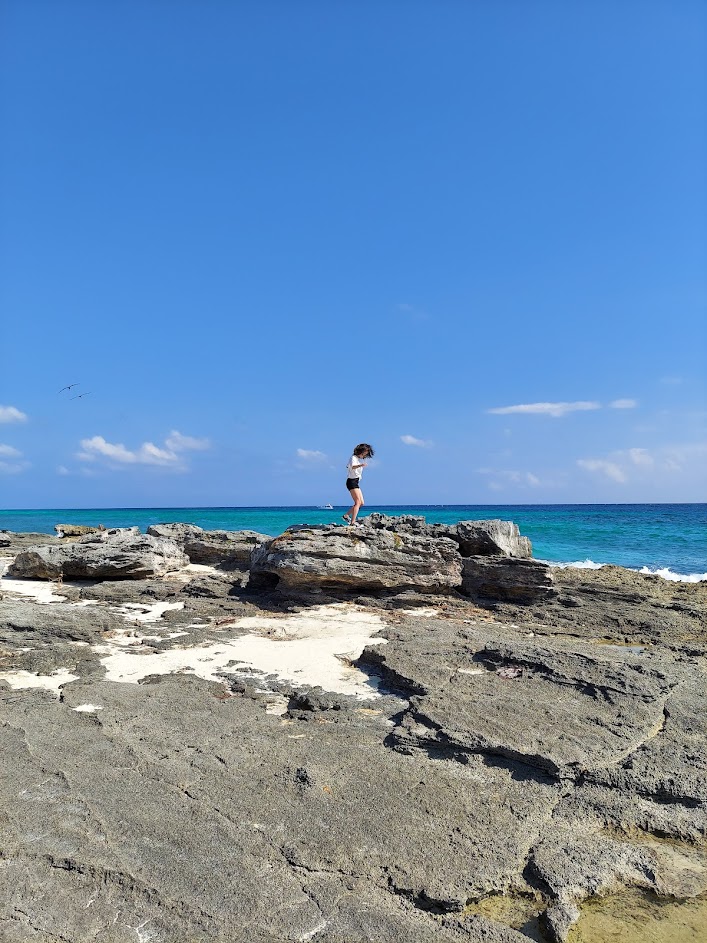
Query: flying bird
58 383 79 393
70 392 91 400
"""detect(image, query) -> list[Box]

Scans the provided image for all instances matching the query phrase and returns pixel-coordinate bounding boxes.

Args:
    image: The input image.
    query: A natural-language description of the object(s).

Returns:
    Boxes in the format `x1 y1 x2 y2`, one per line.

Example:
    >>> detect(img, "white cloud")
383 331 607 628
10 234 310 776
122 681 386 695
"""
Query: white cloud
139 442 179 464
610 399 637 409
75 430 209 469
296 449 327 462
577 458 627 483
579 442 707 487
0 444 21 457
165 430 210 452
477 468 543 489
488 401 600 418
0 405 27 423
627 448 653 466
400 434 432 448
57 465 70 476
78 436 178 467
661 441 707 472
0 460 30 474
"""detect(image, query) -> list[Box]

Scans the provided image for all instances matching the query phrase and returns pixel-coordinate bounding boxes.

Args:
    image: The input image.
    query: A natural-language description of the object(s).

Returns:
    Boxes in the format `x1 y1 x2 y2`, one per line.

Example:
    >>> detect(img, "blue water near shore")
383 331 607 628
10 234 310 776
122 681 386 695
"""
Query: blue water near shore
2 504 705 580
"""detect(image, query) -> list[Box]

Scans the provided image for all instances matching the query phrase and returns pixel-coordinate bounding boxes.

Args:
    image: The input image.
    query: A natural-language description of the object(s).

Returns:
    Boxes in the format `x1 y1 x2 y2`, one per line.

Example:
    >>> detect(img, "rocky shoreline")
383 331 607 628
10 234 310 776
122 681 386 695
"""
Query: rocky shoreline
1 516 705 942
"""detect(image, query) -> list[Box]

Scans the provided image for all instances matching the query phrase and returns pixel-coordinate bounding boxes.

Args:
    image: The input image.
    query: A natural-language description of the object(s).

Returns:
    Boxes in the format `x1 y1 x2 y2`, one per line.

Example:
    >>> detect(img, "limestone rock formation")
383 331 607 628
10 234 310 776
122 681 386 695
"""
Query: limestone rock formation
363 514 532 558
147 522 269 567
461 556 554 603
444 519 532 558
250 523 463 593
7 527 187 580
371 622 676 779
0 531 60 552
1 518 706 942
54 524 103 537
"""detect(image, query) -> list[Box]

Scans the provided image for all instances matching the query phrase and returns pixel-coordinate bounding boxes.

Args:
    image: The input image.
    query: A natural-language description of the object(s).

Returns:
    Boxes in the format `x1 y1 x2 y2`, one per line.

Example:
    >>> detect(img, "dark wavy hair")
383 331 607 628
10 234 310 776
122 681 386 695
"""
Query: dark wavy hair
353 443 375 458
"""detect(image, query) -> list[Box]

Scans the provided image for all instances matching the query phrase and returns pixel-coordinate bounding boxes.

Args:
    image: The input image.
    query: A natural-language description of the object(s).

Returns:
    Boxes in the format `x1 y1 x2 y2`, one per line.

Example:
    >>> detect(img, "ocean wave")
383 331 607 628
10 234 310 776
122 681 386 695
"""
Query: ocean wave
544 559 605 570
638 566 707 583
543 559 706 582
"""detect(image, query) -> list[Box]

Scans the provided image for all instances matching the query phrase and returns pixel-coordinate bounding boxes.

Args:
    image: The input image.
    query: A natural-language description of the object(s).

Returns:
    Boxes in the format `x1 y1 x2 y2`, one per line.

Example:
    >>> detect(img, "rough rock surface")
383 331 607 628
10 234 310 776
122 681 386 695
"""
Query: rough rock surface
251 523 463 593
54 523 103 537
493 562 707 648
1 518 706 942
363 514 532 558
0 531 61 553
147 522 269 567
461 556 555 604
7 527 188 581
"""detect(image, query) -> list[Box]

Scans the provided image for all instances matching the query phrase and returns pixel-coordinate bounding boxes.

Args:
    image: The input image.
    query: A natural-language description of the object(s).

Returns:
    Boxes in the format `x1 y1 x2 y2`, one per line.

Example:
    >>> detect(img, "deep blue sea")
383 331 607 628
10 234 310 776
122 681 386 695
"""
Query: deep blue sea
1 504 705 580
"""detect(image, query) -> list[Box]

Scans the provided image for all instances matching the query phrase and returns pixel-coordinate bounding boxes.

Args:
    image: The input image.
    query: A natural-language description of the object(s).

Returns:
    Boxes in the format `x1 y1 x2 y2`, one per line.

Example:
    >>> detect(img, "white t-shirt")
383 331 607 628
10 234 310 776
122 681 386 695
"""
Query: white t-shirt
347 456 364 479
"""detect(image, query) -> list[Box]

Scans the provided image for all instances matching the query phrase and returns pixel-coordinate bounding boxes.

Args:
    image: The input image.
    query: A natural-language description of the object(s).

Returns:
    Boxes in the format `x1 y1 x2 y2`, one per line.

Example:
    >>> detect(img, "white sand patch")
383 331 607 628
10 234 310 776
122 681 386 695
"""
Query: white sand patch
98 604 386 698
264 694 290 715
112 601 185 623
0 669 78 696
399 607 440 618
73 704 103 713
167 563 222 582
0 577 67 604
457 667 486 676
99 628 190 649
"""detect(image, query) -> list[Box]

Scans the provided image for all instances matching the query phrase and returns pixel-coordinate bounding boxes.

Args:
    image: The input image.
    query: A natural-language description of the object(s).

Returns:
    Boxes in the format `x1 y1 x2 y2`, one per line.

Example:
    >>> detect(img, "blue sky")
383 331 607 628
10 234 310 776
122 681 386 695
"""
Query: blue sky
1 0 705 508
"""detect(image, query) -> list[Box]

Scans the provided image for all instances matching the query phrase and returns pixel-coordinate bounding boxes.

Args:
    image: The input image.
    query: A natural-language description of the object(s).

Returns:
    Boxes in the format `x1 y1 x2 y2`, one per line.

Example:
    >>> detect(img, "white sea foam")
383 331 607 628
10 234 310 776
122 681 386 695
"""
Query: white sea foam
545 558 705 582
638 566 707 583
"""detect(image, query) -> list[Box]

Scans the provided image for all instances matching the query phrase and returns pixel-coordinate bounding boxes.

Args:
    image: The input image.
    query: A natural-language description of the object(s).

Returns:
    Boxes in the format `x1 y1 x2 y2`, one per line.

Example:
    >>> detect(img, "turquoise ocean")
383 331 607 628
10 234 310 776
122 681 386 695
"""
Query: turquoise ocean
1 504 705 581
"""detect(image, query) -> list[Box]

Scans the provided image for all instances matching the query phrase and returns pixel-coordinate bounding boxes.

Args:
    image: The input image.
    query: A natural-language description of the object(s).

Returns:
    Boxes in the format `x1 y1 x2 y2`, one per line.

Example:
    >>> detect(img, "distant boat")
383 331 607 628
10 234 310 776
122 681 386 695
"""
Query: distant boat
319 503 334 510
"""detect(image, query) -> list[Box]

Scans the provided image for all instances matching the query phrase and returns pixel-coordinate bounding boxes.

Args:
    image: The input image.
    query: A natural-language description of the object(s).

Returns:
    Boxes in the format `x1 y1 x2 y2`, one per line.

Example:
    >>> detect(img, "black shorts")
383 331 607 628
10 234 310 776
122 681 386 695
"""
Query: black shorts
346 478 362 491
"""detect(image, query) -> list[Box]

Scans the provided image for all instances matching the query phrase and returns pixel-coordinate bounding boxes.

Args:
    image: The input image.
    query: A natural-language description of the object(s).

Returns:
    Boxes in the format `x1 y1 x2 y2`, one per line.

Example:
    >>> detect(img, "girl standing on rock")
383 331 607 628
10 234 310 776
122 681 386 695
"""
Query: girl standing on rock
343 443 374 526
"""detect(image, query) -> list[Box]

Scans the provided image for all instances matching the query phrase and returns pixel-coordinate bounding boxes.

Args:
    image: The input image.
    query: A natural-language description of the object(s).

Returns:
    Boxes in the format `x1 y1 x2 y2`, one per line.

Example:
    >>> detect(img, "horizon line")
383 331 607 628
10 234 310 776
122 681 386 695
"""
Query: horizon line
2 501 705 513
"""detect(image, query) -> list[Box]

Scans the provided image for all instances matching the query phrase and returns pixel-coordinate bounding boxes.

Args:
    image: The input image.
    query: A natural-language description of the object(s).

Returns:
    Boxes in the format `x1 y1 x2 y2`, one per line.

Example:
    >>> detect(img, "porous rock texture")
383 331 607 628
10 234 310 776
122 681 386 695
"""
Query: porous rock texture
460 556 555 604
7 527 187 581
1 517 705 942
250 520 463 593
250 516 548 603
147 522 269 567
0 531 61 553
55 524 103 537
364 514 532 558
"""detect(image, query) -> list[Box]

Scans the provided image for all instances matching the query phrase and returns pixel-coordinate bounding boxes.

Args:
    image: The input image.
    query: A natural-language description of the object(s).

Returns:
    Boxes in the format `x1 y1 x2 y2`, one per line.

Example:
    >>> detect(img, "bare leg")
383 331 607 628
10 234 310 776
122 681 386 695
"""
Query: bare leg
349 488 364 524
343 486 353 523
343 489 353 523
